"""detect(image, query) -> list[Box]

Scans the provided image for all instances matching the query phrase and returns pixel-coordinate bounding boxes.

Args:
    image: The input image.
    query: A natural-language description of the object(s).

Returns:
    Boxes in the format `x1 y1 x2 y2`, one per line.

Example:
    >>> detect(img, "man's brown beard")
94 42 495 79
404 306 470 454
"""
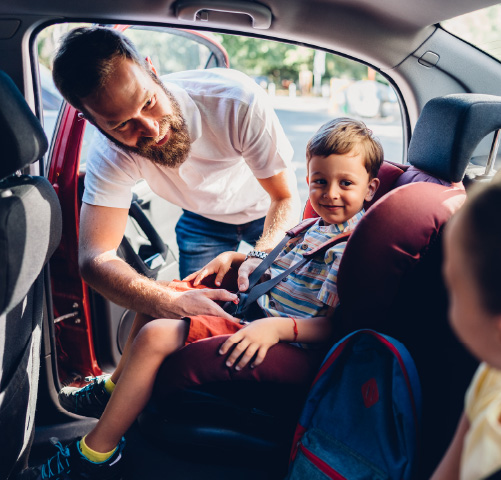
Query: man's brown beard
100 86 191 168
131 106 191 168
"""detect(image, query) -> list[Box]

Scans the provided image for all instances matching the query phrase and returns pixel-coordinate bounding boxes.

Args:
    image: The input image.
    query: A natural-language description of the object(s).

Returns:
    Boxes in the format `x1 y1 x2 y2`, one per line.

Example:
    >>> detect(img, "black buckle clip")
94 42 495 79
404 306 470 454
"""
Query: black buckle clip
221 292 249 324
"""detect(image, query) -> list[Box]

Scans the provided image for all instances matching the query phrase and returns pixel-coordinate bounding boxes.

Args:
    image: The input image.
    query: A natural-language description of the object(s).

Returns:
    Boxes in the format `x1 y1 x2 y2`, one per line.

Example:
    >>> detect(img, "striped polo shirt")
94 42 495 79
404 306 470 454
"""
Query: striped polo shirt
257 210 364 319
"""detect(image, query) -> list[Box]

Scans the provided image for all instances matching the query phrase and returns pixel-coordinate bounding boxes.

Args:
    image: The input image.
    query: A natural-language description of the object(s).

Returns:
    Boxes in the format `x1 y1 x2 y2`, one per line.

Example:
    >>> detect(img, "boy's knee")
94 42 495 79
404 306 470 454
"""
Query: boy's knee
134 319 188 354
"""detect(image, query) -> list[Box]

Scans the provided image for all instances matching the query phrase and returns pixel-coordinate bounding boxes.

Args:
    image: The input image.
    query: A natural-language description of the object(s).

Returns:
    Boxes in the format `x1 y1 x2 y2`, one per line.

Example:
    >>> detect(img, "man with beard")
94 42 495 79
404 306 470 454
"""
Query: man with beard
50 26 299 415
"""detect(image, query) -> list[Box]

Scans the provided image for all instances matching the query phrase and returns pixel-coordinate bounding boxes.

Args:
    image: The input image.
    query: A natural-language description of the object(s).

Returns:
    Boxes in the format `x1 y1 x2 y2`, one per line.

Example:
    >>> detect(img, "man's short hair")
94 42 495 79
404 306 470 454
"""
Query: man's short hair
52 26 147 113
306 117 384 179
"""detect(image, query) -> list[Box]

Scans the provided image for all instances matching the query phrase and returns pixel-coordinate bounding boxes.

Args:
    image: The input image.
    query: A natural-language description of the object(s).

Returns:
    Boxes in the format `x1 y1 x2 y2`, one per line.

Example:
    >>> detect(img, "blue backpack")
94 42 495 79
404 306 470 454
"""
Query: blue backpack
286 330 422 480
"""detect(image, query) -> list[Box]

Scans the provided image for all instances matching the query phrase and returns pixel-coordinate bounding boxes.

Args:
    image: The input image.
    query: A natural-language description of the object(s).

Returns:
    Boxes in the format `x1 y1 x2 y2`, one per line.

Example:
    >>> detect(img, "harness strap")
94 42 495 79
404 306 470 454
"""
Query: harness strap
225 223 352 320
245 217 321 292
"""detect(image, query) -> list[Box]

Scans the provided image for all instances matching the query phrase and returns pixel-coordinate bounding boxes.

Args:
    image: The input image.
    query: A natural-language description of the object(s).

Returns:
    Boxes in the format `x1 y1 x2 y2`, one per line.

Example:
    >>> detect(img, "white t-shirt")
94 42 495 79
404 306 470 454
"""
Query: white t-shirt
82 68 294 224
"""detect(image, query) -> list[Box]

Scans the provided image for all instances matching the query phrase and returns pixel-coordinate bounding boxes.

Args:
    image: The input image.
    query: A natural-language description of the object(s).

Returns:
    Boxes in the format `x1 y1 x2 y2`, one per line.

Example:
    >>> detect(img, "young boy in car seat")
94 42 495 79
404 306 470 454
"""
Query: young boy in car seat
18 118 382 480
432 178 501 480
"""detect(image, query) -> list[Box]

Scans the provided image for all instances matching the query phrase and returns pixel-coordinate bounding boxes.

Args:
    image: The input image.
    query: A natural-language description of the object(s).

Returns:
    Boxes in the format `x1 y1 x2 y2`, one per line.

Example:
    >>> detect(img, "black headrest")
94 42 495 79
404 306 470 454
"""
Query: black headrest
408 94 501 183
0 70 48 180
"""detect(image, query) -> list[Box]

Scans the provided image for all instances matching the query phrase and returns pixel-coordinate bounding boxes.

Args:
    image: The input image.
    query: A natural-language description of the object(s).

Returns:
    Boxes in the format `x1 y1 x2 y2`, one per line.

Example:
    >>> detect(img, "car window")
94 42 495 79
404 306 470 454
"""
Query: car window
123 26 228 74
442 5 501 62
37 23 228 146
39 62 63 142
442 7 501 172
211 33 404 205
52 26 403 207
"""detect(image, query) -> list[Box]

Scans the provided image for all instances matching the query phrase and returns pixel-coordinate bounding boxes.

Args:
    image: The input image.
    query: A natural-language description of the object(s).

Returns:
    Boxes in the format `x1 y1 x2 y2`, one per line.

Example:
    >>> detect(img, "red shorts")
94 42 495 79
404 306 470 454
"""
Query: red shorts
167 279 243 344
155 280 327 398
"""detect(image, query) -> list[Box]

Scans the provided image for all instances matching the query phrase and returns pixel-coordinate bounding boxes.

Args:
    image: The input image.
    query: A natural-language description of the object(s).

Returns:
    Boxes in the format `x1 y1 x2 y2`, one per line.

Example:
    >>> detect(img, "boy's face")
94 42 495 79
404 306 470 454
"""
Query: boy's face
307 149 379 225
443 214 501 369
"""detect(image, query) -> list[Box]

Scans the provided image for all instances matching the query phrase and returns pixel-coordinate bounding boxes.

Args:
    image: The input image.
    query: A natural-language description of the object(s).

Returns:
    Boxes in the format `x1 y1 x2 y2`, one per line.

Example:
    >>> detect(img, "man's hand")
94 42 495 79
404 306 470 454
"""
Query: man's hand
237 257 263 291
79 203 240 320
183 251 245 287
167 287 239 322
219 317 280 370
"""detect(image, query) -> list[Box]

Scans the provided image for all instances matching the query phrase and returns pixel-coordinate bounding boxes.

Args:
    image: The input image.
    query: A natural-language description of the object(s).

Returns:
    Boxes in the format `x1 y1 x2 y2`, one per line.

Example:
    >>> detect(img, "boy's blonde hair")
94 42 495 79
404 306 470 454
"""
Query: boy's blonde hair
306 117 384 179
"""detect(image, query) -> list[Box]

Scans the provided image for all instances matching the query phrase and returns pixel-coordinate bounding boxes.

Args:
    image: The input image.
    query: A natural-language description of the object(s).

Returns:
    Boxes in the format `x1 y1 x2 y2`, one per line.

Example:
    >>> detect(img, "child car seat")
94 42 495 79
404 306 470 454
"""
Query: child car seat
140 94 501 478
335 94 501 477
0 71 62 479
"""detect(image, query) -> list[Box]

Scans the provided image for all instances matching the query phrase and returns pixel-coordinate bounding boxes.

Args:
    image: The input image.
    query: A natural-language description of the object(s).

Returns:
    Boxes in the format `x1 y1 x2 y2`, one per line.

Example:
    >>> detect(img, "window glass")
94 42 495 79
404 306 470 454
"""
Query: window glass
212 33 403 204
124 27 224 74
442 6 501 173
39 24 404 207
442 5 501 61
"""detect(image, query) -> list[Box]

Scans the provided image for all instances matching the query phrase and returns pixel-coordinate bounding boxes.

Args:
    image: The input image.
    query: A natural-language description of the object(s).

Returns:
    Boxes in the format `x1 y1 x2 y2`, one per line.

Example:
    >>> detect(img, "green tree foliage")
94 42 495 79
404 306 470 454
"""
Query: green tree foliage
214 33 369 87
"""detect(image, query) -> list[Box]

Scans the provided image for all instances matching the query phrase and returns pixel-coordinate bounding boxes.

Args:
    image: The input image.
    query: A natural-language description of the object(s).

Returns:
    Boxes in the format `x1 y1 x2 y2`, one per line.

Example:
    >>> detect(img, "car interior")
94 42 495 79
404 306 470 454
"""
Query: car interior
1 0 501 479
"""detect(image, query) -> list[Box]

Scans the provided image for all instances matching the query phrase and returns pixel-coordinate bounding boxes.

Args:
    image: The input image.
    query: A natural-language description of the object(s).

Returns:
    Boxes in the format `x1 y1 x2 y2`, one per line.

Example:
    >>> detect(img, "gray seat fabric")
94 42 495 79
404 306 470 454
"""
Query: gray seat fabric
408 93 501 183
0 70 62 479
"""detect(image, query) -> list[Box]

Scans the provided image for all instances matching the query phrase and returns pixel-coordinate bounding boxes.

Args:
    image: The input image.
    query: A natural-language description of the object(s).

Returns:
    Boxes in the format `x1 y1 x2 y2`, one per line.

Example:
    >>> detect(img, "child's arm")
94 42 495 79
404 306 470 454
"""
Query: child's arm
183 251 246 286
219 312 335 371
430 412 469 480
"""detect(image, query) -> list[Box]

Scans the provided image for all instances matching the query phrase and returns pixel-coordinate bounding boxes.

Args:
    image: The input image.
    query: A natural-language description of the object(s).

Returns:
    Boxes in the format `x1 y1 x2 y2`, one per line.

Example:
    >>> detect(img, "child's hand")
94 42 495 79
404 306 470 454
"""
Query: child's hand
219 318 280 370
183 251 245 286
237 257 264 291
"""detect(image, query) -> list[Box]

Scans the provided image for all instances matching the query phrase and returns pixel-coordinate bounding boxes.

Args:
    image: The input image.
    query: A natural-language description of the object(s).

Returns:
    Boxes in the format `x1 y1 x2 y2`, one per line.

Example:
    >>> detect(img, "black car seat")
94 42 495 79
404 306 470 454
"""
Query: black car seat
0 71 62 479
141 94 500 478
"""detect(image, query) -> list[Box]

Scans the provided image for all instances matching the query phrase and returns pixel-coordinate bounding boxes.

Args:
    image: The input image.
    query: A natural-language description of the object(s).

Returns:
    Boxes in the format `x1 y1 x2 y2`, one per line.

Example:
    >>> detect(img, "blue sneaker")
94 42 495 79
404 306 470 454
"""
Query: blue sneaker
58 375 111 418
16 436 125 479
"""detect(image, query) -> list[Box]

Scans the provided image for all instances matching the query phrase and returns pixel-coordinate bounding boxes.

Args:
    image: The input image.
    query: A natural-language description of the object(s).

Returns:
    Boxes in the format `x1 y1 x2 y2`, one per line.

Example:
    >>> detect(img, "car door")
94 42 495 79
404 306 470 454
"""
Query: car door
45 24 229 386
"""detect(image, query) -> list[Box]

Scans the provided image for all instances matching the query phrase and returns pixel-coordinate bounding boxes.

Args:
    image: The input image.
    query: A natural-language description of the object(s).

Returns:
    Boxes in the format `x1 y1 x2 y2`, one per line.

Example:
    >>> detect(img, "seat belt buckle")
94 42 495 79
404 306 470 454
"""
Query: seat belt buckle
221 292 249 321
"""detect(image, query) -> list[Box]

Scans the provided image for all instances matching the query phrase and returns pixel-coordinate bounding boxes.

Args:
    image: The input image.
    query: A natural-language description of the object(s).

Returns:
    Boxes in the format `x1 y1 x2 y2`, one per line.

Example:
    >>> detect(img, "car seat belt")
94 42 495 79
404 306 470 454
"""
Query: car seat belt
222 218 351 322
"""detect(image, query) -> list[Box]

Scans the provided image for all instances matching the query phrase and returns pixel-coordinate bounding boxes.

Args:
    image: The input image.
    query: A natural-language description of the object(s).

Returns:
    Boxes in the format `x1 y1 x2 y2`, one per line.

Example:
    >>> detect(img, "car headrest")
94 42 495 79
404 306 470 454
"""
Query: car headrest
0 70 48 180
336 182 466 324
408 94 501 183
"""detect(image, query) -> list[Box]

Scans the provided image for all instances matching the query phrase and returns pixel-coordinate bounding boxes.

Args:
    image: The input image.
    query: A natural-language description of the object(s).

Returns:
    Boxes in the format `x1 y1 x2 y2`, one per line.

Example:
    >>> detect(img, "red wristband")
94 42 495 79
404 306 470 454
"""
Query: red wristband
289 316 298 342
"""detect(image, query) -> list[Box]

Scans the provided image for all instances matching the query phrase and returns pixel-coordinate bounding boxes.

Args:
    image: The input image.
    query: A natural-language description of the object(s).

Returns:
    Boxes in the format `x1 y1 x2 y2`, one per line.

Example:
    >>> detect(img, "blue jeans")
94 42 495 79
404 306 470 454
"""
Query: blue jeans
175 210 266 279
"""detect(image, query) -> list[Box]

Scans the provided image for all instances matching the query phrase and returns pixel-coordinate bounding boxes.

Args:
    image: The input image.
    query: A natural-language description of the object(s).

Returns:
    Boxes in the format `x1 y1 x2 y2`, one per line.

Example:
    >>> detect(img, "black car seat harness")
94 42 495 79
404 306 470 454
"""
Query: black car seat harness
222 218 352 323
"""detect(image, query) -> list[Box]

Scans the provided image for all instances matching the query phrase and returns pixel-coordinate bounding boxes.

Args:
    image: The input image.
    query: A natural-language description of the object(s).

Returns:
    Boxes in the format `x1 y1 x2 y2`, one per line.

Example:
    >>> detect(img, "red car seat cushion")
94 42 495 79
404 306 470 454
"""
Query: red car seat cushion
336 181 466 332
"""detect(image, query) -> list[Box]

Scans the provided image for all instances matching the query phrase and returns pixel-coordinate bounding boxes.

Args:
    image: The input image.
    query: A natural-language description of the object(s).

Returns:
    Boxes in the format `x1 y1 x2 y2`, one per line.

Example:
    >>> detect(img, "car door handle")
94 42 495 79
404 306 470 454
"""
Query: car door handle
174 0 272 29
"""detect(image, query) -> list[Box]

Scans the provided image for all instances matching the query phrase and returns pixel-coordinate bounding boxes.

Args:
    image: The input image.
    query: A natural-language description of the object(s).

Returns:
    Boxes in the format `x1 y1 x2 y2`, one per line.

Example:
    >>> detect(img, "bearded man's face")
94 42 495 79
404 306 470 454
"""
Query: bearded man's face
82 58 191 168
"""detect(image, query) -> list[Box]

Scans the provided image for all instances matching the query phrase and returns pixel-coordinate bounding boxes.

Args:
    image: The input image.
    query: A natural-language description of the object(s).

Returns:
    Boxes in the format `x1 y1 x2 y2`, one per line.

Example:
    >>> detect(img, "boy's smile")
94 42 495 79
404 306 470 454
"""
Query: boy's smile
307 150 379 225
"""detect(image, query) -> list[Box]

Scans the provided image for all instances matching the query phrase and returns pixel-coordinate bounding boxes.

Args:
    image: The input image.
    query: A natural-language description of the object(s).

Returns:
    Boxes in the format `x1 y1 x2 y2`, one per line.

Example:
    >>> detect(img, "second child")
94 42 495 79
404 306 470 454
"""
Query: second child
432 179 501 480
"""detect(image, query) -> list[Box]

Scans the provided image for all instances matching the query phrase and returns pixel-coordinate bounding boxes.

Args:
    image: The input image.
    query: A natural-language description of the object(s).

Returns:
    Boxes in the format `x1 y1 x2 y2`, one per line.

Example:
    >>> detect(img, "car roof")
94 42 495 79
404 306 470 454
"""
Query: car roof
6 0 497 27
2 0 501 131
2 0 499 70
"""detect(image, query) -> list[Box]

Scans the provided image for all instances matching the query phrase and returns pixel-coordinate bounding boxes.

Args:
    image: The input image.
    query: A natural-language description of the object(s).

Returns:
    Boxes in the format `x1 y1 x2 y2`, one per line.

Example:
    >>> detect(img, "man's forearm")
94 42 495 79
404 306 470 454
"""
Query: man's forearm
254 196 300 252
80 251 177 318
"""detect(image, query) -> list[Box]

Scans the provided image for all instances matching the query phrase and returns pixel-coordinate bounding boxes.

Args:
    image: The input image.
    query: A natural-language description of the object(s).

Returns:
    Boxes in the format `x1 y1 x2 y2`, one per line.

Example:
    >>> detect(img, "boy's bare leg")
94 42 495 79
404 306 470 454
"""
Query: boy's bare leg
86 318 189 453
110 312 153 384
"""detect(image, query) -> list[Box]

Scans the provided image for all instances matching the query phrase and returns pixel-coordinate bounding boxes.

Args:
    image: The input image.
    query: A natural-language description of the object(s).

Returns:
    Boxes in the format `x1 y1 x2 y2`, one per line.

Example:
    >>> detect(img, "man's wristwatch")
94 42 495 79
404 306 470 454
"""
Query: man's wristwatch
245 250 268 261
